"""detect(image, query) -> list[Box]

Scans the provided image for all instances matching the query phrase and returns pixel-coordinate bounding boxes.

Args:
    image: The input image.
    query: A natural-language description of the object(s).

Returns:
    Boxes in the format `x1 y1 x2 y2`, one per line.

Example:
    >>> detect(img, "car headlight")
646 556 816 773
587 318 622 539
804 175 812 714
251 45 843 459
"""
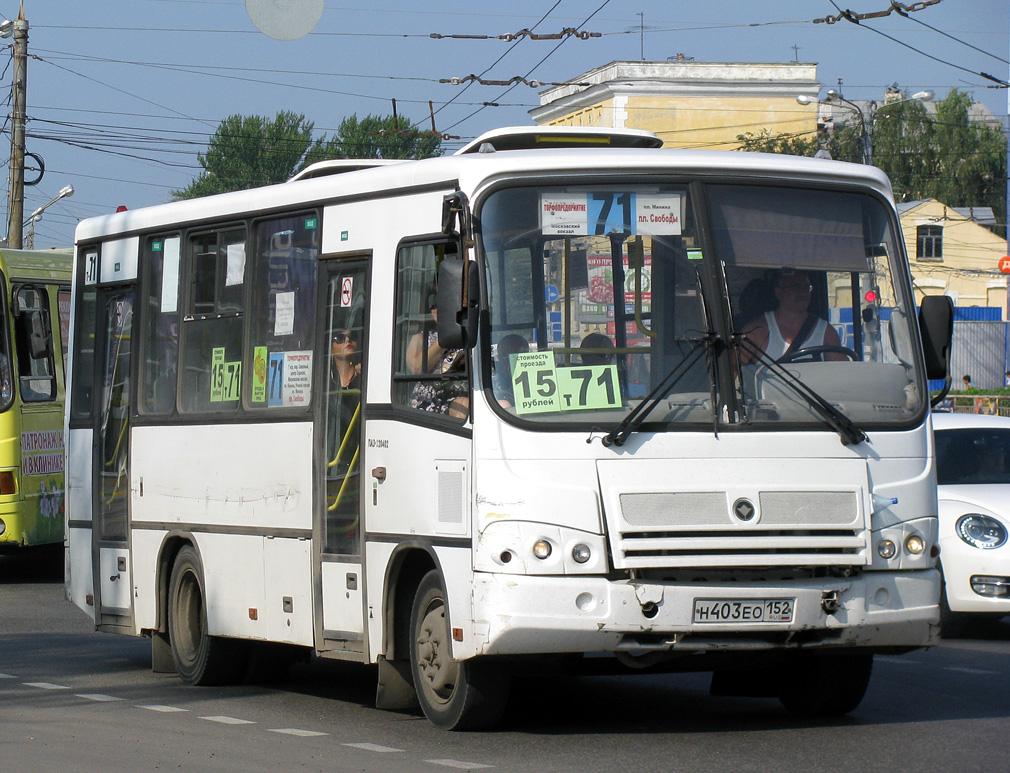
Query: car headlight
955 513 1008 550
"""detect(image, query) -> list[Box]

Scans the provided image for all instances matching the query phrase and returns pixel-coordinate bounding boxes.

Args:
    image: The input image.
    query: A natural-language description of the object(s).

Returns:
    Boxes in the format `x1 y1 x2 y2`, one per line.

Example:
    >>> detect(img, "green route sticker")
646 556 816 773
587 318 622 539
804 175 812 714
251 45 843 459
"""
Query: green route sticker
251 346 267 403
511 352 621 415
210 347 241 402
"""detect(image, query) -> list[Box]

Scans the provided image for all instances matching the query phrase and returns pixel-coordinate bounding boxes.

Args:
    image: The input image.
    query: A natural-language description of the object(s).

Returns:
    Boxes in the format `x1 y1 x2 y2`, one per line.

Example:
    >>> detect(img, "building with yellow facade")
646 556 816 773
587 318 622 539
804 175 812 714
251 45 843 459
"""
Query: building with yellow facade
530 60 821 150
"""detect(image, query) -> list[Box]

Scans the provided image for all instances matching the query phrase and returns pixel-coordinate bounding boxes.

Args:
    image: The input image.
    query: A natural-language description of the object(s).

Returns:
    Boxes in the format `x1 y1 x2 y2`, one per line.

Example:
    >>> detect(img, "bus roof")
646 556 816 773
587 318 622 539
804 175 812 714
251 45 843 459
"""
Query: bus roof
0 247 73 282
74 127 895 244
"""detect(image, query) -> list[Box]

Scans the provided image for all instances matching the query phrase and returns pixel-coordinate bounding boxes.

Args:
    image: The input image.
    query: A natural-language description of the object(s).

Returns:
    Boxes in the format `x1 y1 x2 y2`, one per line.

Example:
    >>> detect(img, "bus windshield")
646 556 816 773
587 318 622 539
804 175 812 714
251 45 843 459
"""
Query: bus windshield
479 181 924 430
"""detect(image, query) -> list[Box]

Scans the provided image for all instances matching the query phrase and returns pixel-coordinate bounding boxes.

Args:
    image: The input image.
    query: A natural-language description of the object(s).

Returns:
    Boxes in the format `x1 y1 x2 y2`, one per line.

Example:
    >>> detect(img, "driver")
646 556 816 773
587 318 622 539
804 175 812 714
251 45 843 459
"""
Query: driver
741 269 845 363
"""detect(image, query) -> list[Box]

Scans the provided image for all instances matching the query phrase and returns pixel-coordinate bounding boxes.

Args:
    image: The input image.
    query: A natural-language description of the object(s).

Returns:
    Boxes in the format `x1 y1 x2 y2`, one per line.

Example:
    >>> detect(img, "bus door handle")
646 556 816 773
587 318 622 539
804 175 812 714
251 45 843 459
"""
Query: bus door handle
371 467 386 481
109 574 120 582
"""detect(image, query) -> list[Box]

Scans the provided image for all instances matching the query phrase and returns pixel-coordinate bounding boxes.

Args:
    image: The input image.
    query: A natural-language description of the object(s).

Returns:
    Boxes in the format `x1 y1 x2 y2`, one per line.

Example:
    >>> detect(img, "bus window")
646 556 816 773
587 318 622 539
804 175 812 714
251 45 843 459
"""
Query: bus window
179 227 245 413
140 235 180 414
392 241 468 418
247 214 318 410
14 286 56 402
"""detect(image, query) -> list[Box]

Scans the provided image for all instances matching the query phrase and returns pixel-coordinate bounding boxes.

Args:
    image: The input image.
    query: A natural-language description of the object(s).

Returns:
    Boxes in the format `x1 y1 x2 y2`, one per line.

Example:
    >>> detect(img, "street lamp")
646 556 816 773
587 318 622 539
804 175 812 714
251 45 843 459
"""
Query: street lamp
23 184 73 249
796 89 933 165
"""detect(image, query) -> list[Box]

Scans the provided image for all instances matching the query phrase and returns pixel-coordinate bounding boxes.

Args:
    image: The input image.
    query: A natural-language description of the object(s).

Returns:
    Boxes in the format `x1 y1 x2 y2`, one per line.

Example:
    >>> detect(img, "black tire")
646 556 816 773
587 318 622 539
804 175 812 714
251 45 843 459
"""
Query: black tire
167 545 248 686
778 651 873 717
409 570 510 730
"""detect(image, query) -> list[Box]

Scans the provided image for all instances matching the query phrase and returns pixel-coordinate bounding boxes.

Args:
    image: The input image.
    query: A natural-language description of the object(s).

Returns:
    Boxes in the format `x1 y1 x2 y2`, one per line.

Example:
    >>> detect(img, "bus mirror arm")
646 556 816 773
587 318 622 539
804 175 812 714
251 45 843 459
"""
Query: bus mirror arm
436 259 479 350
917 295 954 408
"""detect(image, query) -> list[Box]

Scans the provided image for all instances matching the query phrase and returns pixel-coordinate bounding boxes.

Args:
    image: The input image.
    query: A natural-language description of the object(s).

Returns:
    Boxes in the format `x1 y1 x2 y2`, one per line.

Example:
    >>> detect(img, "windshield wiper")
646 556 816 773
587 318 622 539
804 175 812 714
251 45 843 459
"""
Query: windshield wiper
736 336 867 446
602 333 718 447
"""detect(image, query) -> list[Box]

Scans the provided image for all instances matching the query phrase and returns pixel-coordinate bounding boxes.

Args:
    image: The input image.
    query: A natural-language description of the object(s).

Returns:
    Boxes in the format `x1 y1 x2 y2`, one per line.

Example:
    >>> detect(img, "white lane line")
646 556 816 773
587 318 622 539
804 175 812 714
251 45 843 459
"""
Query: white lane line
23 682 69 690
0 673 16 679
137 704 189 713
876 657 921 665
76 694 125 702
945 666 999 675
342 742 405 753
426 760 494 770
268 728 328 737
200 715 255 725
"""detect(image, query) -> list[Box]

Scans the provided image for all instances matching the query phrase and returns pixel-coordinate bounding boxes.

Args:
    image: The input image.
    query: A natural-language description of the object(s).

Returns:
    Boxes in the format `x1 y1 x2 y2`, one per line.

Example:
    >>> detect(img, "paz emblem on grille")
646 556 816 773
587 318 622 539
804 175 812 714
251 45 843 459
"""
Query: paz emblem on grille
732 498 756 522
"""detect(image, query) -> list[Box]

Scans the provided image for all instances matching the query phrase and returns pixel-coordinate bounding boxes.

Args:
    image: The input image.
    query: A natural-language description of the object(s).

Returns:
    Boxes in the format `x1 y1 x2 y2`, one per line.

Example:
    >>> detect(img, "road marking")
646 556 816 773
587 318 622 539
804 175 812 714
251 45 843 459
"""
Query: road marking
268 728 328 737
0 673 16 679
23 682 69 690
945 666 999 675
76 693 125 702
137 704 189 713
876 657 921 665
342 742 405 753
200 715 255 725
426 760 494 770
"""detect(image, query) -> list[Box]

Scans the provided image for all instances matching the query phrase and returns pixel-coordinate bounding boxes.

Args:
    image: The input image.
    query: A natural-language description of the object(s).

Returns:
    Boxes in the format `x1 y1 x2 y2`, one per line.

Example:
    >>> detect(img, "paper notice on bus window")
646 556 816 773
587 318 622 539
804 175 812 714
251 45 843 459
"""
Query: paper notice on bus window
282 351 312 407
226 243 245 286
161 237 180 313
274 291 295 336
541 193 589 236
636 194 683 235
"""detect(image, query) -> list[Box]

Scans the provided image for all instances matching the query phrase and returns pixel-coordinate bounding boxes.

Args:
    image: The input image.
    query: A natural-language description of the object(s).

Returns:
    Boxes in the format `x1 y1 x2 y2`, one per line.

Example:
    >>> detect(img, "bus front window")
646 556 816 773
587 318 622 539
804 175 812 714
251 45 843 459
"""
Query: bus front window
481 184 711 426
479 180 925 432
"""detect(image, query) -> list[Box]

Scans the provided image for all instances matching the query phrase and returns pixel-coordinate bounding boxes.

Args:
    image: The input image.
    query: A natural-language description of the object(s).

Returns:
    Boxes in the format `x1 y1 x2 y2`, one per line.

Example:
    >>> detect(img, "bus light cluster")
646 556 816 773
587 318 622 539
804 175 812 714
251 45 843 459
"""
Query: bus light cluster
876 533 930 560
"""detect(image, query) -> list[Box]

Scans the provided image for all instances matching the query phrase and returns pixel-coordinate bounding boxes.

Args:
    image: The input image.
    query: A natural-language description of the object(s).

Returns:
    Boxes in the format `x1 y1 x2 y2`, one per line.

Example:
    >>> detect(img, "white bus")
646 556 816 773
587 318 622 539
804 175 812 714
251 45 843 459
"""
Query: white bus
66 126 954 729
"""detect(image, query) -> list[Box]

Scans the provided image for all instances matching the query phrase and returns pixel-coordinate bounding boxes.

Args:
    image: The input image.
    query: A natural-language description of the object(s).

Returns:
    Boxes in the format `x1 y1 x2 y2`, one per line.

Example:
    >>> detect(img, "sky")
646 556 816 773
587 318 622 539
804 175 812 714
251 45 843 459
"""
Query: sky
2 0 1007 249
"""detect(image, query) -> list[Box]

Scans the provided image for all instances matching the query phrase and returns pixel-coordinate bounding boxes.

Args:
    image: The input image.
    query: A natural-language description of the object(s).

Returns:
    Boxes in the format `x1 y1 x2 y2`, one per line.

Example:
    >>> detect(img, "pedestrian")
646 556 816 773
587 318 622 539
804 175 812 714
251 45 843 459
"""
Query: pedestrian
962 374 972 391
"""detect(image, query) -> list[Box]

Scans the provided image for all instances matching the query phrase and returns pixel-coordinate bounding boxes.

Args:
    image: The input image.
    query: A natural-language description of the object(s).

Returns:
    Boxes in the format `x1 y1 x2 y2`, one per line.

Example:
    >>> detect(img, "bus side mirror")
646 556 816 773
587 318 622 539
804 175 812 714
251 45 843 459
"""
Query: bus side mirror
918 295 953 381
436 260 479 350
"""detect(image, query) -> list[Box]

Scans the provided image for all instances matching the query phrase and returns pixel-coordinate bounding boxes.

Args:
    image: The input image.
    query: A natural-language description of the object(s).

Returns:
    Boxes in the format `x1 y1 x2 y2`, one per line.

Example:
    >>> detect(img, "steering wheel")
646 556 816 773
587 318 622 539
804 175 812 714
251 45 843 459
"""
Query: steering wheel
777 345 858 364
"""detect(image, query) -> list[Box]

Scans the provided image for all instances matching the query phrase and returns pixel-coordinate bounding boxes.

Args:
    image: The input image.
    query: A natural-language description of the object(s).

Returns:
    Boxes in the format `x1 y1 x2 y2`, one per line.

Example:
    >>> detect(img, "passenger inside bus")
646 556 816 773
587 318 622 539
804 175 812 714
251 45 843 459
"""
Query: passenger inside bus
330 329 361 390
407 290 468 417
579 332 614 366
493 333 529 407
740 269 845 364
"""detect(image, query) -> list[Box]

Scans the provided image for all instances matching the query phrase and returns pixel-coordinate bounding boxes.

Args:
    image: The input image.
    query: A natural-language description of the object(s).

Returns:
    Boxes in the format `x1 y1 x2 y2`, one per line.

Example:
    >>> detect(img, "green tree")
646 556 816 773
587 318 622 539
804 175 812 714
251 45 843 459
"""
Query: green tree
301 113 443 166
172 111 316 199
737 89 1007 236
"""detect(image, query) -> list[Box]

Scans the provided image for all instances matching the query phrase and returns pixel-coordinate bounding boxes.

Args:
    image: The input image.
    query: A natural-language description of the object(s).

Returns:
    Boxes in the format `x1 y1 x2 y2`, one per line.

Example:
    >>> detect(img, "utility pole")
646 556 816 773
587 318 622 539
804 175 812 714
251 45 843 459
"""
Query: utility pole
6 4 27 249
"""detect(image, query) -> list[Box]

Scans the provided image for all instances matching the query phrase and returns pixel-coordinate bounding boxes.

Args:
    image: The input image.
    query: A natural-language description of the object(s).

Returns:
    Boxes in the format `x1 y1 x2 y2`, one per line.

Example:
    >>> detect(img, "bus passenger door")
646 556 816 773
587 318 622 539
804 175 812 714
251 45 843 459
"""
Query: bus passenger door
316 259 368 654
92 289 135 630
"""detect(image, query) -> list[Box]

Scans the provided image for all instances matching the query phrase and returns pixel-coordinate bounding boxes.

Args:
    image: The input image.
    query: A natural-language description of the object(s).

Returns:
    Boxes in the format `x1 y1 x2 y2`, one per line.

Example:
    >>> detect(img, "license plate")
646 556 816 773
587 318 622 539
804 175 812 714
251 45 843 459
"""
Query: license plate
693 598 794 624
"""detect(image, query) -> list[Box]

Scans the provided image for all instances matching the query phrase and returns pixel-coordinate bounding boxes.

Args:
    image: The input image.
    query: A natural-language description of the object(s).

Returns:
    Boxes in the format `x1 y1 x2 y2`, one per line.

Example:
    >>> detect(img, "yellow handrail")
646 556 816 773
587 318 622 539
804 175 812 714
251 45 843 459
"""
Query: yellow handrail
328 446 360 512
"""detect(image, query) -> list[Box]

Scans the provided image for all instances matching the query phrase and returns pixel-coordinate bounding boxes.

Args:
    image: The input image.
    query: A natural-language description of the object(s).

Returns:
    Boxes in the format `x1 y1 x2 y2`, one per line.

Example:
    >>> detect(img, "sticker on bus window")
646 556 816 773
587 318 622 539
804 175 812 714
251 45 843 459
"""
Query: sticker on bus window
511 353 621 415
541 192 683 237
252 346 268 403
210 347 241 402
266 350 312 407
274 291 295 337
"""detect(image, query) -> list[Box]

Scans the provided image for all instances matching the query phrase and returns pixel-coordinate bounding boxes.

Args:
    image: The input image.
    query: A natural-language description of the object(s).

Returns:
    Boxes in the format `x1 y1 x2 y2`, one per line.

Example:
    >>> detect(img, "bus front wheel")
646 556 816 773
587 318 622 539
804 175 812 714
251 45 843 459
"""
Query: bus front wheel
168 545 248 686
409 570 510 730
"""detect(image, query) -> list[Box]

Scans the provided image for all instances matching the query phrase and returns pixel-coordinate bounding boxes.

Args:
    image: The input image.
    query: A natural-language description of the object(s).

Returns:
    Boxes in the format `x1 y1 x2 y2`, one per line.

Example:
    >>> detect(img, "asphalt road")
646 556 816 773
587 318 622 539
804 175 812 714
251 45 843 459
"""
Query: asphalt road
3 549 1010 772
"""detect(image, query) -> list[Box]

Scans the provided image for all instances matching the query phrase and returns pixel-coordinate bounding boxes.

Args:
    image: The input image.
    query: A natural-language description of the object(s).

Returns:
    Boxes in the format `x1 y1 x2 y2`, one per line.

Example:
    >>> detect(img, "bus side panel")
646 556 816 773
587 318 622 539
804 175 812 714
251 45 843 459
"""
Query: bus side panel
66 427 94 617
130 422 314 645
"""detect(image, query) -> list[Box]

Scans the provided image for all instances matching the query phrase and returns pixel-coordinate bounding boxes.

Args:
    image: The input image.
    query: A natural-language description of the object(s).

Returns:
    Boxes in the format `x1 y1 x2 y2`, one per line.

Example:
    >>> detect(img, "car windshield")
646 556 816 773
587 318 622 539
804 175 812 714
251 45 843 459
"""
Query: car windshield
478 180 925 432
936 427 1010 485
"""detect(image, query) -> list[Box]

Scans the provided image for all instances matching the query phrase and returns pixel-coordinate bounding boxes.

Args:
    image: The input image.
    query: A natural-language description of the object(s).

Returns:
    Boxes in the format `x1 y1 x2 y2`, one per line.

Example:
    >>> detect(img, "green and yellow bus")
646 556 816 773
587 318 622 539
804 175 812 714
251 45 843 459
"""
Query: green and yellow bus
0 248 71 550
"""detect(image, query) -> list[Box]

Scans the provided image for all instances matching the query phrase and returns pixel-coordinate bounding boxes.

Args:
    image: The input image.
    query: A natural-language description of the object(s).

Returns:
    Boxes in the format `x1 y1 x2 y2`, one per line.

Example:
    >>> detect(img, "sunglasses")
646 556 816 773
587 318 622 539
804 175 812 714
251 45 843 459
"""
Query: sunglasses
332 333 353 344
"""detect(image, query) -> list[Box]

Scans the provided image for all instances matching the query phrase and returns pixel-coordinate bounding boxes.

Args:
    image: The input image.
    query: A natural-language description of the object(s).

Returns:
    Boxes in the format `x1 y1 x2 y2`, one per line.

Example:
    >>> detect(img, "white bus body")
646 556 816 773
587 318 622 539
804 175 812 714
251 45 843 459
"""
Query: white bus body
66 127 948 729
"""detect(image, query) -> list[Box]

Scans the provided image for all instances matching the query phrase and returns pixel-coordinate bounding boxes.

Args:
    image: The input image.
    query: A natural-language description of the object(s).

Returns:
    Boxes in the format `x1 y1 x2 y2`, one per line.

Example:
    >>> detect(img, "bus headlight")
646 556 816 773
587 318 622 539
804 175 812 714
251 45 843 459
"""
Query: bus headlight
571 543 591 563
904 534 925 555
532 539 552 560
877 539 897 559
956 514 1007 550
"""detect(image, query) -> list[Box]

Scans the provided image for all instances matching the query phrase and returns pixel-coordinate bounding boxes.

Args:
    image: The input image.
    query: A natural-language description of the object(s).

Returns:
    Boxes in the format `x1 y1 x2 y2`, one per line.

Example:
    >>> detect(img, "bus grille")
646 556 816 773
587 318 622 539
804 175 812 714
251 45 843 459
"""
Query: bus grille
612 490 868 569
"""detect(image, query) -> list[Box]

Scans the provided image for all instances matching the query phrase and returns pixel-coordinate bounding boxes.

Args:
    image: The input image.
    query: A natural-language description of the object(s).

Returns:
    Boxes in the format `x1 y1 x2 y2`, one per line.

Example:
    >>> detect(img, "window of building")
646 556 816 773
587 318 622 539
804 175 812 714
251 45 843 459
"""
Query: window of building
916 224 943 261
392 240 468 418
179 227 246 413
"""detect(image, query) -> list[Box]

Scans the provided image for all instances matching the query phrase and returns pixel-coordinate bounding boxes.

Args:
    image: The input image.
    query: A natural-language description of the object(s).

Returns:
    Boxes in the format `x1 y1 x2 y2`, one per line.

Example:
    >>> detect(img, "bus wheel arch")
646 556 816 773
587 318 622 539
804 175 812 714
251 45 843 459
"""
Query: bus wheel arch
408 568 510 730
166 542 248 685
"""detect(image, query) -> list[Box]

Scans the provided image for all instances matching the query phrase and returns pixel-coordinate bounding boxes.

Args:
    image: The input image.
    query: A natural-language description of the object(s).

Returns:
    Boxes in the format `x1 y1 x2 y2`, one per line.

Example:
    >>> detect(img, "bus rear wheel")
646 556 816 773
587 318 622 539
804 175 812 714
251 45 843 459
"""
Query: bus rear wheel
168 545 248 686
409 570 510 730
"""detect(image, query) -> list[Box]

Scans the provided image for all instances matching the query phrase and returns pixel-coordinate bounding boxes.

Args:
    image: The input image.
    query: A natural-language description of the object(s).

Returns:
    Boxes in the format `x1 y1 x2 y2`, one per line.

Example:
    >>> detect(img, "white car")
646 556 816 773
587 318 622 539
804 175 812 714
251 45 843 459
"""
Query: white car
933 412 1010 622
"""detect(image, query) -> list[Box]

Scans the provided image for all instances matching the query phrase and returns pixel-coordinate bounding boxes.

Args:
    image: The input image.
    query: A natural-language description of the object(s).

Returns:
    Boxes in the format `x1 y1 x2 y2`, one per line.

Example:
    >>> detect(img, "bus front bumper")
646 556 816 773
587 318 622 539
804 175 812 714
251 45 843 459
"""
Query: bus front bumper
466 569 940 657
